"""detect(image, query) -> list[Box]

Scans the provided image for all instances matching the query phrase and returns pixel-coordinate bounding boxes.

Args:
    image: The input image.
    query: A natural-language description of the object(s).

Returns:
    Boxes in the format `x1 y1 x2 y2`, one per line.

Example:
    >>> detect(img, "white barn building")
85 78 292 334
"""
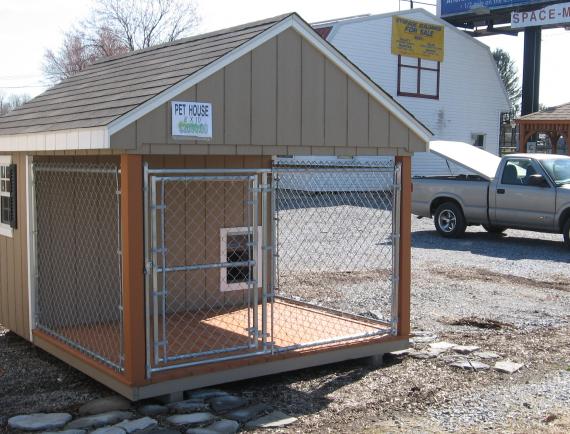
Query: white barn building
311 8 510 176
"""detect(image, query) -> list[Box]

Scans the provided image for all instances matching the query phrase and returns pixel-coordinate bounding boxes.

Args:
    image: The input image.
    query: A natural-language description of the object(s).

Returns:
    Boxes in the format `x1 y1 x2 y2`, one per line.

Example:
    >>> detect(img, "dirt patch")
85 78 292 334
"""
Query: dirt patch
443 317 515 330
433 267 570 293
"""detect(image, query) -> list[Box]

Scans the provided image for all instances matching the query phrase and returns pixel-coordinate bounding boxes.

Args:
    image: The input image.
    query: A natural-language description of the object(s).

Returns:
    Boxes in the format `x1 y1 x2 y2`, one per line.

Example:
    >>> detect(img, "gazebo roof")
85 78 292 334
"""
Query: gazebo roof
519 102 570 122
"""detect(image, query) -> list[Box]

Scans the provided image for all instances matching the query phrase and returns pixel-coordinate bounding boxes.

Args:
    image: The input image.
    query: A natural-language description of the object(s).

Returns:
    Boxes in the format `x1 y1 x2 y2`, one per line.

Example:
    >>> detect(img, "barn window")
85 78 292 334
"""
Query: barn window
219 227 262 292
471 133 486 148
397 55 440 99
0 157 16 237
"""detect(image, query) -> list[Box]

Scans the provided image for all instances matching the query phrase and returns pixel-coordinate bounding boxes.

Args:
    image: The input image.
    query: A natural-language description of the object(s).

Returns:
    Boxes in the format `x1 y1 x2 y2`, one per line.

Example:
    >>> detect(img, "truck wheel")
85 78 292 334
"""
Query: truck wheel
482 224 507 235
563 219 570 249
434 202 466 238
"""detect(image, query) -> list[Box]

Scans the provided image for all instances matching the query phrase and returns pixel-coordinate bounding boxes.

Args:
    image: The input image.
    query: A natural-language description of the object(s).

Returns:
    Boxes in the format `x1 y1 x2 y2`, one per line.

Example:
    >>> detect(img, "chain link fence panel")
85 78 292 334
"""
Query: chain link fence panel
33 162 124 370
273 159 400 351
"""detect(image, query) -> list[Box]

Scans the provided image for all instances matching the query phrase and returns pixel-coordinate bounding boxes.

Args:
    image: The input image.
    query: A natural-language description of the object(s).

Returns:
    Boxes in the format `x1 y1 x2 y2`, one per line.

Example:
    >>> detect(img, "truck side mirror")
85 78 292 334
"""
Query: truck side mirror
527 174 549 188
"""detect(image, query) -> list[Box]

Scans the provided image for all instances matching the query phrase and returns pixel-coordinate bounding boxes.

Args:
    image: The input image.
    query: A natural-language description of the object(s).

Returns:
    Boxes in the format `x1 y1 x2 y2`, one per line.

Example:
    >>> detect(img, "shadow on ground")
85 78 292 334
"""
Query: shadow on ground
412 229 568 263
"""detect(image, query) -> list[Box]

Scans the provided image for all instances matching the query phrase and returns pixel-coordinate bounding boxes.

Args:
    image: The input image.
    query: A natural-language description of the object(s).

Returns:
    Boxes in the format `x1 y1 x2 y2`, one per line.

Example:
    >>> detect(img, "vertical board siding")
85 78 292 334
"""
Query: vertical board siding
110 28 422 155
225 55 252 145
301 40 325 147
324 59 348 147
347 79 369 147
276 30 302 147
0 153 30 340
197 70 225 145
251 39 277 146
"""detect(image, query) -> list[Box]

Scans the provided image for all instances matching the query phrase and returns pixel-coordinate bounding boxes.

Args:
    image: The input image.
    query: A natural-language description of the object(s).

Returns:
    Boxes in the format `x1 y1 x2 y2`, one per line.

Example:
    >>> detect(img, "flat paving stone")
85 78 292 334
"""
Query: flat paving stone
140 429 179 434
168 399 209 413
494 360 523 374
188 389 229 400
209 396 247 413
409 349 441 359
138 404 169 417
166 412 215 426
203 419 239 434
8 413 73 431
66 411 133 430
429 341 457 351
79 396 131 416
91 427 125 434
245 411 298 428
389 349 412 357
453 345 480 354
474 351 501 360
115 417 157 433
449 360 490 371
223 403 270 423
185 429 217 434
42 430 86 434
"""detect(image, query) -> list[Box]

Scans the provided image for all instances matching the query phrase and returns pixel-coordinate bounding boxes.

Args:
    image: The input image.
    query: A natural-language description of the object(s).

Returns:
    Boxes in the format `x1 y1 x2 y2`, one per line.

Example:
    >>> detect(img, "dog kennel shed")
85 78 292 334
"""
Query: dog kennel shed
0 13 430 400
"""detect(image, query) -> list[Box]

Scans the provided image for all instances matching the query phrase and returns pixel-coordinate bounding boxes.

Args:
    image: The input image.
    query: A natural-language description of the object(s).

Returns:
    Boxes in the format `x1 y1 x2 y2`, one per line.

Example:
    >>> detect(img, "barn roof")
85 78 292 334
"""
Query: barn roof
0 13 431 151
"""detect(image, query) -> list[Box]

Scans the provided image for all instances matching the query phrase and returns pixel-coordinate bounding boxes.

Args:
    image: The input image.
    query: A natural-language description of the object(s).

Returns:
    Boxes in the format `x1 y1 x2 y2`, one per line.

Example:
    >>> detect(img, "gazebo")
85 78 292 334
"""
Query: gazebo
518 102 570 155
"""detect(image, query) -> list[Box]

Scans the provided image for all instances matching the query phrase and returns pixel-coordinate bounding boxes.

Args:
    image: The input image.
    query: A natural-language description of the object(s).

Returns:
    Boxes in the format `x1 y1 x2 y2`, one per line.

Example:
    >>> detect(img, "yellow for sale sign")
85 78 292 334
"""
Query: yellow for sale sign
391 16 444 62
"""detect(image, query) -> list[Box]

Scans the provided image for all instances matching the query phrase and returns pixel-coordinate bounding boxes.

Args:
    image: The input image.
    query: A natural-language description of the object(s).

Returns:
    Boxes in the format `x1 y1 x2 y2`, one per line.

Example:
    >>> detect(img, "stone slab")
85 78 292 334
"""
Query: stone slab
79 396 131 416
66 411 133 430
115 417 157 433
449 360 490 371
204 419 239 434
223 403 270 423
166 413 215 426
494 360 523 374
453 345 480 355
91 427 126 434
245 411 298 429
188 390 229 400
42 430 86 434
429 342 457 351
474 351 501 360
209 396 247 413
168 399 209 413
8 413 73 431
138 404 169 417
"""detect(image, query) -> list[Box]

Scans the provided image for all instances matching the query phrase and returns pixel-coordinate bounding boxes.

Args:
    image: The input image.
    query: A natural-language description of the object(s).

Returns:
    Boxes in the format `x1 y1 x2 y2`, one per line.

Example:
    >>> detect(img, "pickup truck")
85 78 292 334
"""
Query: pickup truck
412 141 570 248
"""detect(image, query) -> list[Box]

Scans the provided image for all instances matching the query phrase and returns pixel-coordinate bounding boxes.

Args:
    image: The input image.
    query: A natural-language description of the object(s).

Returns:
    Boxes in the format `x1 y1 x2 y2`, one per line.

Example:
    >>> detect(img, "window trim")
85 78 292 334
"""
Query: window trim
219 226 262 292
397 55 440 100
0 155 13 238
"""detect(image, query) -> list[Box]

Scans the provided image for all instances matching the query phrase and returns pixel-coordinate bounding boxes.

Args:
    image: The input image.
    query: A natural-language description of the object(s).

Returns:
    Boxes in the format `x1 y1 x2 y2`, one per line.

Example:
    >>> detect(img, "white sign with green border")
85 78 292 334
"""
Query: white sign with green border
171 101 212 139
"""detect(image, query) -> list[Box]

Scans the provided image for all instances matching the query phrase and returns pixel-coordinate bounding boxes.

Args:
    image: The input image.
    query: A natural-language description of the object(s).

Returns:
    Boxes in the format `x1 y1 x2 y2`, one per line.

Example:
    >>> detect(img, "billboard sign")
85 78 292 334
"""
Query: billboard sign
391 16 445 62
511 1 570 27
438 0 554 18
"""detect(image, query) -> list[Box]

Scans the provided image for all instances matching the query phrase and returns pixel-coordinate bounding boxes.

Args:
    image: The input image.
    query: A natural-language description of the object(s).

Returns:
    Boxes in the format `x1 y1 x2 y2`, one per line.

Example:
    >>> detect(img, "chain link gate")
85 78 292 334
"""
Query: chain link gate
272 159 401 351
145 167 272 374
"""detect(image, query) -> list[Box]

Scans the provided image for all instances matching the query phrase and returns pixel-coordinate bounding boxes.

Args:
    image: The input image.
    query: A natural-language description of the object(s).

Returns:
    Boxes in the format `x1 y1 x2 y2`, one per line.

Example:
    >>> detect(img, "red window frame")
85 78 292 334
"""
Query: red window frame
397 55 440 100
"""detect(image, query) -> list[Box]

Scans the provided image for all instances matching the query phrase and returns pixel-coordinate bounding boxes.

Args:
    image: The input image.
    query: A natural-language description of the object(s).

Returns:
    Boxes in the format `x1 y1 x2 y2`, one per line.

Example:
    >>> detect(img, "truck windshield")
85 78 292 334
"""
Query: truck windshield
541 159 570 185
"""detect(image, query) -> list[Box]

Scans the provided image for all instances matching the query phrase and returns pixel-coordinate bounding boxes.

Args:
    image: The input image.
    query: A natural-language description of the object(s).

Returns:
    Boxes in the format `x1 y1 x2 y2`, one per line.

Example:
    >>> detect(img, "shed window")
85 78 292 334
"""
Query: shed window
397 55 440 99
220 227 262 292
471 133 486 148
0 157 16 237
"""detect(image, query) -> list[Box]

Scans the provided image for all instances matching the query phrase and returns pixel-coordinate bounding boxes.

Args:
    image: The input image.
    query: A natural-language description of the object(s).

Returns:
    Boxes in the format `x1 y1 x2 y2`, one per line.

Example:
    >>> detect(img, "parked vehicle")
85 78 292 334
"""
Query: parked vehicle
412 141 570 248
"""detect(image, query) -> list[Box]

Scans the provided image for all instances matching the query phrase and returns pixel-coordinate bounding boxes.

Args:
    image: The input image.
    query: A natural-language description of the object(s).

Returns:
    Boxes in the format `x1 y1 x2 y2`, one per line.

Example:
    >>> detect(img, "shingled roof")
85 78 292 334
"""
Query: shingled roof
0 12 431 151
0 14 288 135
519 102 570 121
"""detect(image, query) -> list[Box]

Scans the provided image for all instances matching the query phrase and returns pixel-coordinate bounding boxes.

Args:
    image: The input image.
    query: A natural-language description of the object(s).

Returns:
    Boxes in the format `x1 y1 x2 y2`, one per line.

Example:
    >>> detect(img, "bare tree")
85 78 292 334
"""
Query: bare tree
0 92 31 116
43 0 200 83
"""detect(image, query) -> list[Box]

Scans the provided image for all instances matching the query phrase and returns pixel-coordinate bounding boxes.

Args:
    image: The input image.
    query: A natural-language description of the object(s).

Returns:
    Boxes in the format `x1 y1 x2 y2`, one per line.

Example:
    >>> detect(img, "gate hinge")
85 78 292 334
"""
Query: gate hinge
152 290 168 297
145 261 153 274
391 234 400 241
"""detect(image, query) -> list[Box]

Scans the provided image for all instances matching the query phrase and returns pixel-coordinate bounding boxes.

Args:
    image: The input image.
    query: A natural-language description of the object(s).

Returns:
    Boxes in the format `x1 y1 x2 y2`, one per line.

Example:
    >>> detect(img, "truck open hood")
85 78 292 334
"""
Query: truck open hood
429 141 501 180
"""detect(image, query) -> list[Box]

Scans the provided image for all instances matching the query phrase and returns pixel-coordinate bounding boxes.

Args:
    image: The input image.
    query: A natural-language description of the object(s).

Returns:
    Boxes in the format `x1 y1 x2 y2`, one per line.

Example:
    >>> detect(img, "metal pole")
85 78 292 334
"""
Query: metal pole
261 172 268 352
391 162 402 336
521 27 541 117
143 163 152 378
251 176 259 348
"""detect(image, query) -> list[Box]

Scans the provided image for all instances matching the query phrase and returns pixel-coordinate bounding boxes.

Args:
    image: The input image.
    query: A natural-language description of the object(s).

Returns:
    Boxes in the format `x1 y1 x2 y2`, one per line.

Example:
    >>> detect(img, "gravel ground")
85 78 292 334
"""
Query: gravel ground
1 213 570 433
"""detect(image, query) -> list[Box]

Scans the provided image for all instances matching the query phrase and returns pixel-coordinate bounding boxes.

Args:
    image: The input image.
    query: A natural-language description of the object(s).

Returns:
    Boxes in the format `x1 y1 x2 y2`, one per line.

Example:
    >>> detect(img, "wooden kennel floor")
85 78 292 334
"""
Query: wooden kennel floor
50 298 390 369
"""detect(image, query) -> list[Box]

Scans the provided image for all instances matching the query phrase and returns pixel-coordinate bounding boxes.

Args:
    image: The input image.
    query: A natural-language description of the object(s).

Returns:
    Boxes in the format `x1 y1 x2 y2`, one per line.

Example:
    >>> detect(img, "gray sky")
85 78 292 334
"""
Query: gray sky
1 0 569 107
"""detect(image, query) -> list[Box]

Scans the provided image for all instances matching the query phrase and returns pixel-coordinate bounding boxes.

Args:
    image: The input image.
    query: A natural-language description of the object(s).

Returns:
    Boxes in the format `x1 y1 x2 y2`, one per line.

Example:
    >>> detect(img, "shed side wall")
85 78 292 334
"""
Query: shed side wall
0 153 29 340
111 29 424 156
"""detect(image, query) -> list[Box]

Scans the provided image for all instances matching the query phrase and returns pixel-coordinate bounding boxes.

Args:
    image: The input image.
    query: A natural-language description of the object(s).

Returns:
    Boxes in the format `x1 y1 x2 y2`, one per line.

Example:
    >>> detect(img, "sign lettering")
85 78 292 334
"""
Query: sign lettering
391 16 444 62
171 101 212 139
511 2 570 28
